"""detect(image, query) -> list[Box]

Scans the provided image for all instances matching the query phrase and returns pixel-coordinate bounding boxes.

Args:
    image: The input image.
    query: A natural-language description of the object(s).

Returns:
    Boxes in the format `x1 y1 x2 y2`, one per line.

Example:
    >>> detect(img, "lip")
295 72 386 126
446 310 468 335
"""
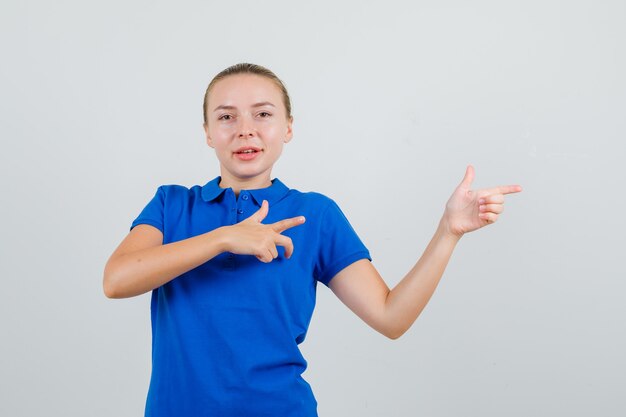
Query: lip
233 146 263 161
234 146 262 154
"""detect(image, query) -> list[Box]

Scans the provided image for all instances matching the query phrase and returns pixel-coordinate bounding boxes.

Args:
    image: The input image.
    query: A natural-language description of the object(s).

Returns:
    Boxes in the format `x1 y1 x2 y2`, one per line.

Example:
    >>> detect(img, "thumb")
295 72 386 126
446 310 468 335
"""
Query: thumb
249 200 269 223
459 164 475 188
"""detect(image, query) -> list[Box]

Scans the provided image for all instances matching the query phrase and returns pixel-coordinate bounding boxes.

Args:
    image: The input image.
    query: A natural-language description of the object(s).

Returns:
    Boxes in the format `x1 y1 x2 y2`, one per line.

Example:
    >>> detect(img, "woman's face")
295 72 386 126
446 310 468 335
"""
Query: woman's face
204 74 293 189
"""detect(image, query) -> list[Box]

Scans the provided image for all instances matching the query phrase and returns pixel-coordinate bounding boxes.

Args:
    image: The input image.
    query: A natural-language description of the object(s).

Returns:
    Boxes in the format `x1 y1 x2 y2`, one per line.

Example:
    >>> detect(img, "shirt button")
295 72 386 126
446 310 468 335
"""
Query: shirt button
242 194 249 200
237 209 244 214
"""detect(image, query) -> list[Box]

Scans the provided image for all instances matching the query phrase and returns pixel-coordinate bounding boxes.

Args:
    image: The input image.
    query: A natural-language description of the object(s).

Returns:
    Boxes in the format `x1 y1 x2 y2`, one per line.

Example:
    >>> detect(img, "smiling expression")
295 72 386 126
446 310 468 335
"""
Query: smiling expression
203 74 293 191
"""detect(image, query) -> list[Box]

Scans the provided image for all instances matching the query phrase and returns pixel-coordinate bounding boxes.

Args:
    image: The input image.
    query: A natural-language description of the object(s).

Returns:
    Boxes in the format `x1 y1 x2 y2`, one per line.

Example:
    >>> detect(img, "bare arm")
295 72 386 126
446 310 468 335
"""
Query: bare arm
329 219 458 339
329 165 522 339
104 224 227 298
103 200 305 299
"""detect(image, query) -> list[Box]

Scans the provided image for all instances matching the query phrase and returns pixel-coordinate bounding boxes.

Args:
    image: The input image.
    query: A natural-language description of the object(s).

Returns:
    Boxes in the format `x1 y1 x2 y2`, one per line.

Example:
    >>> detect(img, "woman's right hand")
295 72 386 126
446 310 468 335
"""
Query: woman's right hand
219 200 306 263
104 200 305 298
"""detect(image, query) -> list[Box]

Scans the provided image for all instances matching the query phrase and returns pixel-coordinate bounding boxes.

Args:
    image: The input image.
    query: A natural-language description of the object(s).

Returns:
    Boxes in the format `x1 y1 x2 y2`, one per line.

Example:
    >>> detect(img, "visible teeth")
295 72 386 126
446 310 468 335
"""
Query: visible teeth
241 150 255 153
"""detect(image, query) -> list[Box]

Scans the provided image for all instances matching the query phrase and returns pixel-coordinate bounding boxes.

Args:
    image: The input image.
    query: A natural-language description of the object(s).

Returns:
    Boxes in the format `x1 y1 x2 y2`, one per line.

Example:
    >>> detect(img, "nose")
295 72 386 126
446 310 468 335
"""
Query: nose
237 116 255 138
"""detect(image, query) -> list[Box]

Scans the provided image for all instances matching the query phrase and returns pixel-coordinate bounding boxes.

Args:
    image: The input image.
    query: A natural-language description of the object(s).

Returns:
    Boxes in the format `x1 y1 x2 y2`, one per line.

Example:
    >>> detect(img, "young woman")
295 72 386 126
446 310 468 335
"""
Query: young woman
103 63 522 417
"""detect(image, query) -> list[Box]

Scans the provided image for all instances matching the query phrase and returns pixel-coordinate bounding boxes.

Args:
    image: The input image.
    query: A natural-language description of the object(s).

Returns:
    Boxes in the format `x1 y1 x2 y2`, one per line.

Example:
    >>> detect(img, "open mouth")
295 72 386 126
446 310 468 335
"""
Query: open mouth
234 147 262 160
234 146 262 154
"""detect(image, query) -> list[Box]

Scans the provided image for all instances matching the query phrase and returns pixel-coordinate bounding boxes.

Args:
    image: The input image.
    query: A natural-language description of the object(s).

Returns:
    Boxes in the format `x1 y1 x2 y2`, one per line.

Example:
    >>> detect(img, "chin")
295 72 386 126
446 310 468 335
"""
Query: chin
228 168 272 181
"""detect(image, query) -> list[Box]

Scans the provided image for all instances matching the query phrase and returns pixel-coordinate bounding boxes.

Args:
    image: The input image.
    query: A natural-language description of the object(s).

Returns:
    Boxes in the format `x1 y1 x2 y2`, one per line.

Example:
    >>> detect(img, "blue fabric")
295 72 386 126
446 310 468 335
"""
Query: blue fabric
130 177 371 417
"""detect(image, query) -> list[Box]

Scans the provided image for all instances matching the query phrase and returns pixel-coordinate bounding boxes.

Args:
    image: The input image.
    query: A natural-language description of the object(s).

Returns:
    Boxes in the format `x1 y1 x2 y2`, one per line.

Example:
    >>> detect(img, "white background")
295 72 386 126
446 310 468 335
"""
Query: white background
1 0 624 415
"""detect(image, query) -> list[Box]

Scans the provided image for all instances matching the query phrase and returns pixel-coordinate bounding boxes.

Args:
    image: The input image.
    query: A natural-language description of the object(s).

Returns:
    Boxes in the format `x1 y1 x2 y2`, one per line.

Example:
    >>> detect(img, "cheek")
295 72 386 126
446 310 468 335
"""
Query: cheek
211 123 236 135
262 124 286 138
209 129 233 144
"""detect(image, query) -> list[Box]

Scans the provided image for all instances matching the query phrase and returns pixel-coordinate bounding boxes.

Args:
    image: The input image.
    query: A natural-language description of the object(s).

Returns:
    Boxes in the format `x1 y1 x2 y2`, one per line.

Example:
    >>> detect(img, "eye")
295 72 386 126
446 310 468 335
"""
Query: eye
258 111 271 118
218 114 232 121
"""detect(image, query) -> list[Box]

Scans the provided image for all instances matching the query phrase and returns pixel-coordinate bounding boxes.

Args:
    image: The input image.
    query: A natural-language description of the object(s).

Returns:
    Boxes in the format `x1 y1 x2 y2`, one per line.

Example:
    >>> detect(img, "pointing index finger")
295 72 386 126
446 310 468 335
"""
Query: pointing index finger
485 185 523 195
502 185 523 195
271 216 306 233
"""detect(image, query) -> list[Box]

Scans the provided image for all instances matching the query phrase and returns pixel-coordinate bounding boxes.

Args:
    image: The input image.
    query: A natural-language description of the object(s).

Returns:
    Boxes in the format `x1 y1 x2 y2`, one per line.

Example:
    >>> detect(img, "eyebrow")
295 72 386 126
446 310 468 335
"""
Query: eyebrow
213 101 276 112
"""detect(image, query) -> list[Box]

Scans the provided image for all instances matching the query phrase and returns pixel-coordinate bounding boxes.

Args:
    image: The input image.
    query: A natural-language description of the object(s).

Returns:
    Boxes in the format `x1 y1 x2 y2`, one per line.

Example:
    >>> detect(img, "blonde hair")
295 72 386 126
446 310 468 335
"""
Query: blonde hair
203 63 292 125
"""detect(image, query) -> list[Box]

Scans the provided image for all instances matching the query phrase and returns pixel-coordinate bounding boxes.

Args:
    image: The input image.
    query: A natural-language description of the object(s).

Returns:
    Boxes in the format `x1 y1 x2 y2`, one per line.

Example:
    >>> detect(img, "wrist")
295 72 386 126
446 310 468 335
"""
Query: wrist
437 216 463 243
209 226 232 254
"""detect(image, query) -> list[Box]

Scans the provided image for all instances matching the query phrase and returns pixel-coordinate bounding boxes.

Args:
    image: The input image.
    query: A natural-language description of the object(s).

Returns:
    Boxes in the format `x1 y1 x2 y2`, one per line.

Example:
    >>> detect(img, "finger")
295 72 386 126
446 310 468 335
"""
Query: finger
249 200 269 223
271 216 306 233
483 185 523 196
479 212 499 223
257 249 273 263
479 203 504 215
275 235 294 258
459 164 475 188
269 245 279 260
499 184 523 195
478 194 505 205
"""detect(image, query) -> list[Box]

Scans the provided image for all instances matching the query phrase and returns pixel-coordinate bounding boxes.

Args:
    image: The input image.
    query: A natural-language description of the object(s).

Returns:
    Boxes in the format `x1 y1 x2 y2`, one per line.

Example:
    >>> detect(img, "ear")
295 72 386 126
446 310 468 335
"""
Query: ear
284 116 294 144
203 123 214 148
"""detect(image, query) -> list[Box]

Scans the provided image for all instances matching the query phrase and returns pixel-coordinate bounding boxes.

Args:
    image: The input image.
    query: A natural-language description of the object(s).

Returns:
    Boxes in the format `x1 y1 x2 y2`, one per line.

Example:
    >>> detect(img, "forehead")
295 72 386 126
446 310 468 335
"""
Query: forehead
209 74 282 108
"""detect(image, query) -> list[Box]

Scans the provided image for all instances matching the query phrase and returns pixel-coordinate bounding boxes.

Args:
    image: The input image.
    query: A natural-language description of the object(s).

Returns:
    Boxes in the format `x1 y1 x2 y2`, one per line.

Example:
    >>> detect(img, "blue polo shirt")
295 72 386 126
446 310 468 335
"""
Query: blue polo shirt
130 177 371 417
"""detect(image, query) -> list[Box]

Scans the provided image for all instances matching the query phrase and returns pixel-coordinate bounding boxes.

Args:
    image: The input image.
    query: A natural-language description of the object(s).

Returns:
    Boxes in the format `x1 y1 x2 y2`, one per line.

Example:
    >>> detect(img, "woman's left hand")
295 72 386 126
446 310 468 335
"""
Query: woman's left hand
442 165 522 238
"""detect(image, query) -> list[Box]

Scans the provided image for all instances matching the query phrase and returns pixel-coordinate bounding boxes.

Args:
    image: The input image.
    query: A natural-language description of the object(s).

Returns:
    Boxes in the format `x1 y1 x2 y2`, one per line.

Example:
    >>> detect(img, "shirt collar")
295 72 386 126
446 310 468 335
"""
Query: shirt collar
201 176 290 206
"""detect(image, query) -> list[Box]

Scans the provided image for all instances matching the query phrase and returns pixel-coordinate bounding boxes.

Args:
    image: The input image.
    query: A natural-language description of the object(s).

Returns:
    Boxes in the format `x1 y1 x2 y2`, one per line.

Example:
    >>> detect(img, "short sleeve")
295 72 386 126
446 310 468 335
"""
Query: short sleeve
130 186 165 233
315 199 371 287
